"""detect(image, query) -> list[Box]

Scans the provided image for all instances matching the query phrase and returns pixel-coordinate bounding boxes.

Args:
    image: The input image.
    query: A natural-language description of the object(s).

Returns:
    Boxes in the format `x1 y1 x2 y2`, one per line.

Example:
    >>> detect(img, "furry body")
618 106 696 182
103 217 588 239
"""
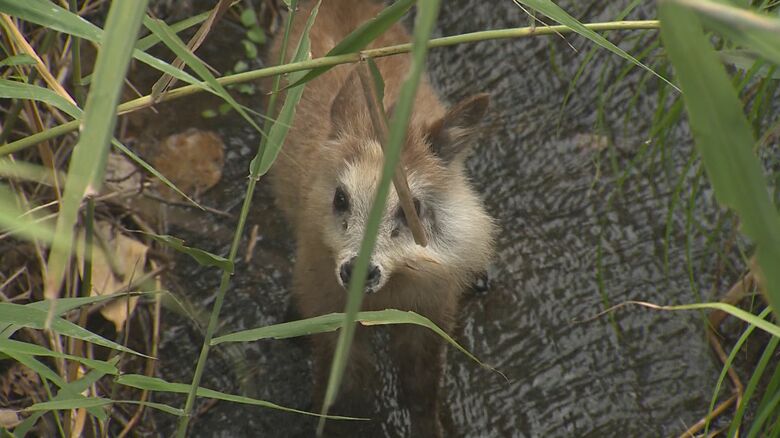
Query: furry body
269 1 496 435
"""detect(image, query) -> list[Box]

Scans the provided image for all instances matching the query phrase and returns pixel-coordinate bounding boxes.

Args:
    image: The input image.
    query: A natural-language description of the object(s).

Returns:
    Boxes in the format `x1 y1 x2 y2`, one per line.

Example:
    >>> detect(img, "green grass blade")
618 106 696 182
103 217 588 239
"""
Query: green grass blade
366 57 385 108
728 335 780 436
0 0 206 89
22 397 183 416
704 307 772 434
673 0 780 67
116 374 361 420
11 359 114 435
0 339 118 374
0 79 81 118
748 388 780 438
135 10 213 51
140 232 233 273
0 292 160 337
720 49 780 79
44 0 150 303
514 0 678 91
0 184 54 244
0 157 52 186
142 16 264 134
0 303 149 357
0 53 35 67
659 2 780 313
24 397 111 411
751 361 780 438
0 80 203 206
284 0 414 89
319 0 442 429
248 1 319 178
627 301 780 338
211 309 495 372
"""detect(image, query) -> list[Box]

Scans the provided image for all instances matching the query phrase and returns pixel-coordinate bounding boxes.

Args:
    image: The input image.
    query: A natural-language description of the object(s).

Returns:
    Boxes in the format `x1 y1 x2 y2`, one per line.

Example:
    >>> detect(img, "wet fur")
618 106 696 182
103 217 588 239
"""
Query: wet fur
268 1 496 435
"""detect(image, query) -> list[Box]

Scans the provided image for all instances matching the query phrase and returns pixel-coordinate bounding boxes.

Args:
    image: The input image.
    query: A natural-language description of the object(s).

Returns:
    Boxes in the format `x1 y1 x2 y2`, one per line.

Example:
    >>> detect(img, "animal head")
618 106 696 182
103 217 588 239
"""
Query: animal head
305 69 496 294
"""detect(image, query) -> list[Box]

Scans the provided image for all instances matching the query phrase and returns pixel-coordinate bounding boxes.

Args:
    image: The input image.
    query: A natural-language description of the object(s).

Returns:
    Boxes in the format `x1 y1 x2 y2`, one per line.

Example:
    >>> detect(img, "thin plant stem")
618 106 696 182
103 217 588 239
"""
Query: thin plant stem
0 20 660 157
174 2 299 436
68 0 84 106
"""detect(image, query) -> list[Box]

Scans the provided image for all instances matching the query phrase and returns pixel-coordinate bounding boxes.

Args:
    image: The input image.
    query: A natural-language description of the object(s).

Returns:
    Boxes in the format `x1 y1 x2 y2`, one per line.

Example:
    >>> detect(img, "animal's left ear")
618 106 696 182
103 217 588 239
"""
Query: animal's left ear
426 93 490 164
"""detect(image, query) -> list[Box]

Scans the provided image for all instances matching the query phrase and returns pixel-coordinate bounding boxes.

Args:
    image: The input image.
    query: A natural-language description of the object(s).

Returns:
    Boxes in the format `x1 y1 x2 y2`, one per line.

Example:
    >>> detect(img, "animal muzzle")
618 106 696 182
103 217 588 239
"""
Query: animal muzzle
338 256 382 293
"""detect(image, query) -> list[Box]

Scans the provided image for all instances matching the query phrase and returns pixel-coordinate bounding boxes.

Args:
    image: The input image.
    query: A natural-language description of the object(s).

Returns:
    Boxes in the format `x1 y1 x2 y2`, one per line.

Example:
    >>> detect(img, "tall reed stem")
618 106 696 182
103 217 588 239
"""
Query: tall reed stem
174 2 299 436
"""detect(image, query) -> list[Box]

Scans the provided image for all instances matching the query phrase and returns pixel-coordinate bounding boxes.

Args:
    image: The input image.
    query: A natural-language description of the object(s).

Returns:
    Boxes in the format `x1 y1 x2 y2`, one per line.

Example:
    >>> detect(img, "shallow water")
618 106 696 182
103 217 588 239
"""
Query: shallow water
148 1 749 436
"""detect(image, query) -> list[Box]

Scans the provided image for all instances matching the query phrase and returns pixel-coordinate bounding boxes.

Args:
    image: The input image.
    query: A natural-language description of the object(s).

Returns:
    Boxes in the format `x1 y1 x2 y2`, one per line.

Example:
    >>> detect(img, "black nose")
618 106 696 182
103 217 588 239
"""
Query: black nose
366 264 380 287
339 259 353 286
339 257 381 290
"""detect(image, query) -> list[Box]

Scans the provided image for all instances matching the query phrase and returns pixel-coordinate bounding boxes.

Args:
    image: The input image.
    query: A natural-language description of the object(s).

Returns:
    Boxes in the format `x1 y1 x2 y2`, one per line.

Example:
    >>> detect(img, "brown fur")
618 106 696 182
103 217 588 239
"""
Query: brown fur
268 1 496 436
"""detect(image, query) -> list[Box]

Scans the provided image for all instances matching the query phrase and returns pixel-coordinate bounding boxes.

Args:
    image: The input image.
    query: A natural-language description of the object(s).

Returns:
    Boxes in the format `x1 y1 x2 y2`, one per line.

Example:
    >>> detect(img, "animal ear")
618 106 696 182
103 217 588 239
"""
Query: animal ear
426 93 490 164
330 69 367 135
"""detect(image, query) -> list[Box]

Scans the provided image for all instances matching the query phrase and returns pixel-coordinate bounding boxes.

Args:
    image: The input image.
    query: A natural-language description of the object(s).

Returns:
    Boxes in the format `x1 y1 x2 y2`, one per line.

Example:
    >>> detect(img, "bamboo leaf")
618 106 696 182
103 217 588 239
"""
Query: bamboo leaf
659 2 780 313
249 1 319 177
513 0 678 91
116 374 361 420
285 0 414 89
44 0 150 302
141 232 233 273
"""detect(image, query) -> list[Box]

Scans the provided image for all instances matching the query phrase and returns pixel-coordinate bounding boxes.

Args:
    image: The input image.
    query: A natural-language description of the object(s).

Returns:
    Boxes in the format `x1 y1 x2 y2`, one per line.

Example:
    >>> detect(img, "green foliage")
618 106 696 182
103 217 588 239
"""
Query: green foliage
141 233 233 273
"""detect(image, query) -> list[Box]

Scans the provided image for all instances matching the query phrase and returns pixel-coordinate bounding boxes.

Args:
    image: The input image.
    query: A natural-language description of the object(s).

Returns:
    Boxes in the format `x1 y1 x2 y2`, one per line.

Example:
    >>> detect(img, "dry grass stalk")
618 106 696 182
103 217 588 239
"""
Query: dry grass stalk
356 60 428 246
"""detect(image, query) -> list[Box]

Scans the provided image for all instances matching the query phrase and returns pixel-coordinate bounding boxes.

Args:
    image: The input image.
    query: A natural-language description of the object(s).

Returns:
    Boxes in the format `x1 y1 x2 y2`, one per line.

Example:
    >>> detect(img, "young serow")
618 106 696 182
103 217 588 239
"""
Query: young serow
269 1 496 435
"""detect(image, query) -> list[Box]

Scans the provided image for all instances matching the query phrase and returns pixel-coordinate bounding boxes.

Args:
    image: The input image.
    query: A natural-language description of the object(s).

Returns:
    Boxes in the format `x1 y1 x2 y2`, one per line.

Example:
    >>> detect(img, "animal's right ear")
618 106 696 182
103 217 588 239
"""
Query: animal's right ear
330 69 367 136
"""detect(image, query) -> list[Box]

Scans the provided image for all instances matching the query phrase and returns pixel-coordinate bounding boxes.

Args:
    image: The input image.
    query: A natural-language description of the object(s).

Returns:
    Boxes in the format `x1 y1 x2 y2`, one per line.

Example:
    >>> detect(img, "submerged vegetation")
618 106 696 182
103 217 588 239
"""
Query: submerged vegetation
0 0 778 436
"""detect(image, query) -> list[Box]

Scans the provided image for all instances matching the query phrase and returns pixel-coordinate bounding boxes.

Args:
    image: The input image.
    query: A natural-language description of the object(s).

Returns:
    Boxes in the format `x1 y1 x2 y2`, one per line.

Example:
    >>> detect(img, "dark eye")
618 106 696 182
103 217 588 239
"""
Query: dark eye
396 198 422 227
333 186 350 213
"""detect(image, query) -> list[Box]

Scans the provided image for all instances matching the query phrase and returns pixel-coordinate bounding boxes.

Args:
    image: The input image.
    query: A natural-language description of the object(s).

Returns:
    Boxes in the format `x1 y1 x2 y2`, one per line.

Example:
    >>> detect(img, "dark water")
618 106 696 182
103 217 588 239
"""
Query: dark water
146 1 750 436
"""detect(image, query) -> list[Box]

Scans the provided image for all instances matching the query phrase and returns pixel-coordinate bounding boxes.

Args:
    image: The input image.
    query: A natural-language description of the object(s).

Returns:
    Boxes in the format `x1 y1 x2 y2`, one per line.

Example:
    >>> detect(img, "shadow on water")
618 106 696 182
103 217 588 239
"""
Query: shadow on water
143 1 752 436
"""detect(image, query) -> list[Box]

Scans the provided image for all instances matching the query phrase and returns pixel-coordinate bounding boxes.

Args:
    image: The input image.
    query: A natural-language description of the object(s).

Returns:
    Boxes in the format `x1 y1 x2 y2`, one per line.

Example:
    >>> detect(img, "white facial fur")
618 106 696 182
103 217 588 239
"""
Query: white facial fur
319 140 494 294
